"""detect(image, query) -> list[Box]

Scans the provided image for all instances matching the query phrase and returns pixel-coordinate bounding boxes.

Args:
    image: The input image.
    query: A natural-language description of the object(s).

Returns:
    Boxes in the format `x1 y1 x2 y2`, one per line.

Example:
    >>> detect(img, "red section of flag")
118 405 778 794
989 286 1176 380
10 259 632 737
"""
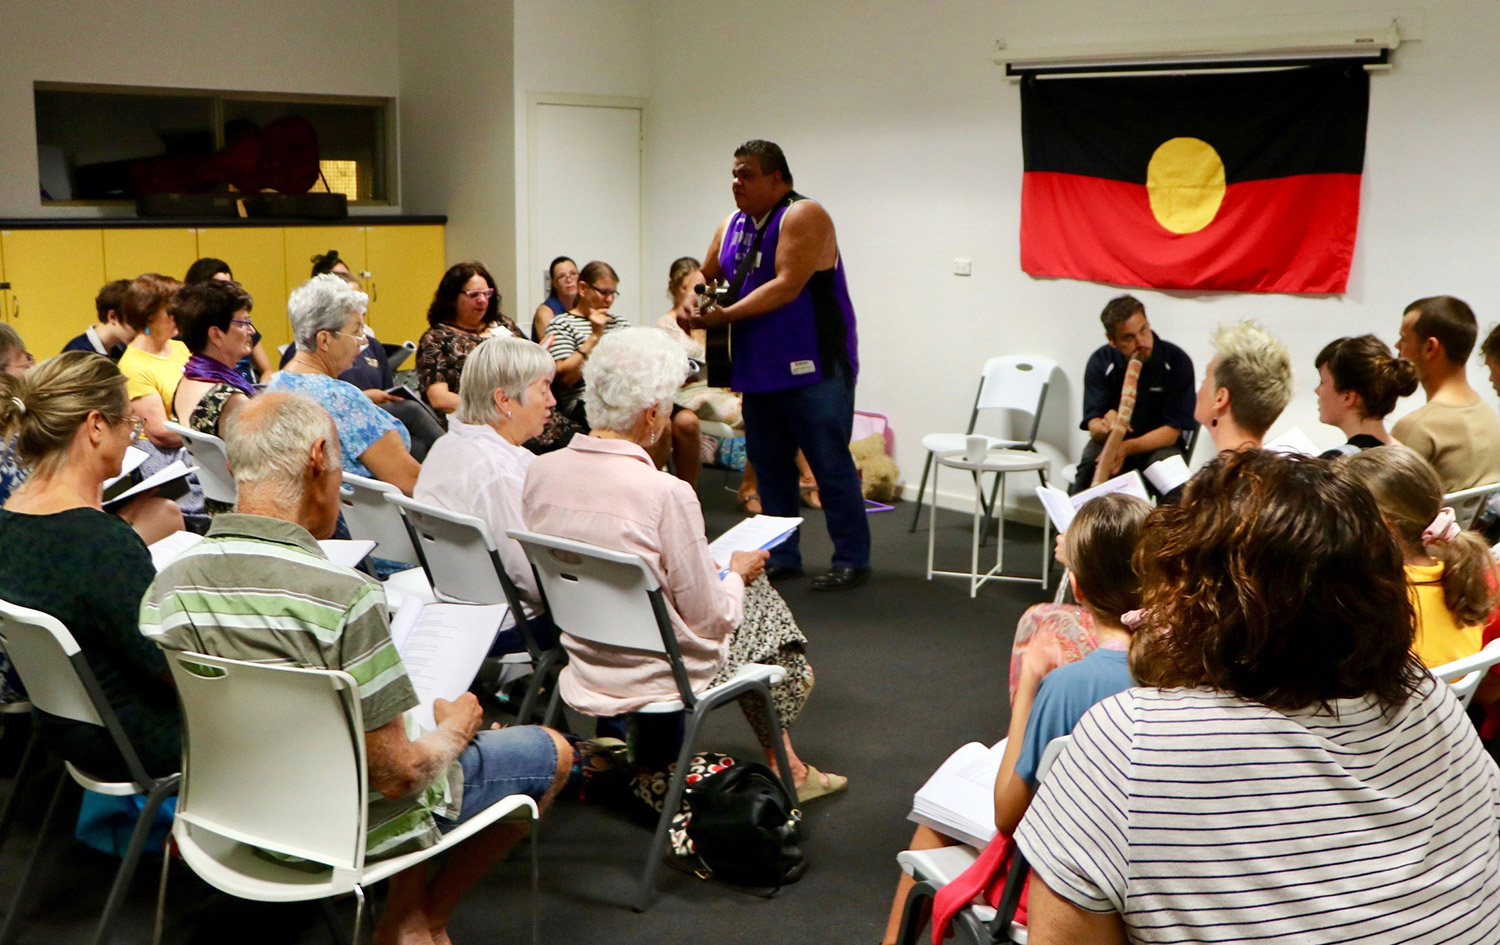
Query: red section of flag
1020 171 1361 294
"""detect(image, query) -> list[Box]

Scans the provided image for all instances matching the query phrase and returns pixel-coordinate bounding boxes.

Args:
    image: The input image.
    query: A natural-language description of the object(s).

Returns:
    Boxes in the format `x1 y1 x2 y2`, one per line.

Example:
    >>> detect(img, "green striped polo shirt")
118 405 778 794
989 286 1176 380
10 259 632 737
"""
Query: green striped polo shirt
140 513 462 860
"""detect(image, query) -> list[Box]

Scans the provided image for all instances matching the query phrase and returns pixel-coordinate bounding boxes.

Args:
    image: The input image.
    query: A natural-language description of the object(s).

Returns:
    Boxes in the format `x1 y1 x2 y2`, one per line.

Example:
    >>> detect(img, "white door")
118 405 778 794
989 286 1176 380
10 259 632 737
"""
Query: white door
530 102 643 325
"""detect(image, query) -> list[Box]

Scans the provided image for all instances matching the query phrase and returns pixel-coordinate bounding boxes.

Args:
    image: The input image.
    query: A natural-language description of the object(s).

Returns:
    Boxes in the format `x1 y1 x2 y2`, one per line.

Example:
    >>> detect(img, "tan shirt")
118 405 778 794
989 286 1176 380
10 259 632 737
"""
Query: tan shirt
1392 398 1500 492
521 435 744 715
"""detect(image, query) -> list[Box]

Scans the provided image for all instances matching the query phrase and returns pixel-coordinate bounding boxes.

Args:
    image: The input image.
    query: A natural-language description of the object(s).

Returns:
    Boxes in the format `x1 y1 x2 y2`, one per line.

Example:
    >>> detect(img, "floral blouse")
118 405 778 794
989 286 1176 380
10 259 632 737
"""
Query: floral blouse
416 318 524 402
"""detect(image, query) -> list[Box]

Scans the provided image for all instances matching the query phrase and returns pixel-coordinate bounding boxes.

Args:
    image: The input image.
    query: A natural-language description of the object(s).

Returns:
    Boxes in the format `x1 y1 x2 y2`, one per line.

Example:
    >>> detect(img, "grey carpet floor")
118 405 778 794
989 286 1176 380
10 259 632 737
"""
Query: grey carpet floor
0 473 1054 944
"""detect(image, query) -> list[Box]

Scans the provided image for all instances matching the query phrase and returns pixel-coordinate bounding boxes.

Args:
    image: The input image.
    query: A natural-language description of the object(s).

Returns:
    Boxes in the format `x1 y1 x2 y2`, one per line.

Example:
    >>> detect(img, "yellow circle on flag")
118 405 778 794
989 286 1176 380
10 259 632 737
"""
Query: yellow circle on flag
1146 137 1226 234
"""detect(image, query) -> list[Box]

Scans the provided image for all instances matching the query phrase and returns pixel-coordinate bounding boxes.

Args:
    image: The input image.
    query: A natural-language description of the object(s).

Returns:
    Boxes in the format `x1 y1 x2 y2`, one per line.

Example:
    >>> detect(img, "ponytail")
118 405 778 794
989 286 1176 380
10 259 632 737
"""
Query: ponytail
0 352 130 479
1428 529 1497 628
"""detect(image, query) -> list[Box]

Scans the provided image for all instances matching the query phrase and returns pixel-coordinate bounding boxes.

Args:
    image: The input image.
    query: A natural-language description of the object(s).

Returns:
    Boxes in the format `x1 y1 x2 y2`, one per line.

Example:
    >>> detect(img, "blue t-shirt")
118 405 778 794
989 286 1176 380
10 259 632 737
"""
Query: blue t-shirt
1014 648 1133 787
266 372 410 478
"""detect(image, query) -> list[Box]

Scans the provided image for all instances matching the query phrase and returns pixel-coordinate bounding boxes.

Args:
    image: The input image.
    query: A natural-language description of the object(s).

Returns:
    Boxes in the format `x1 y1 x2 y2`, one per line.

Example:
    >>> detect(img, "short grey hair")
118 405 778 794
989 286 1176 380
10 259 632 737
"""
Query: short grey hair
288 274 368 352
582 328 687 433
456 335 555 426
1210 320 1293 438
223 392 341 503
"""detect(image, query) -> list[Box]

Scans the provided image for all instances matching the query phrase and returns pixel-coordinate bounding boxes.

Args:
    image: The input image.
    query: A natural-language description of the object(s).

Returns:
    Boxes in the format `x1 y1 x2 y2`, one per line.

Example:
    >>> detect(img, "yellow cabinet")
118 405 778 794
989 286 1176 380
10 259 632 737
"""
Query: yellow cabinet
0 229 106 358
283 226 367 292
196 228 291 353
102 228 199 282
365 225 445 345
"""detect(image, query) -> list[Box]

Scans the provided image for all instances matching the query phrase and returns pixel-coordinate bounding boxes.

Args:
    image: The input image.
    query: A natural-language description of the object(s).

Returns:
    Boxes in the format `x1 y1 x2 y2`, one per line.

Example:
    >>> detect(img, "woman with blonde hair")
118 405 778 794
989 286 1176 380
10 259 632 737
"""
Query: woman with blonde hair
1337 444 1493 667
0 352 180 779
1195 319 1293 454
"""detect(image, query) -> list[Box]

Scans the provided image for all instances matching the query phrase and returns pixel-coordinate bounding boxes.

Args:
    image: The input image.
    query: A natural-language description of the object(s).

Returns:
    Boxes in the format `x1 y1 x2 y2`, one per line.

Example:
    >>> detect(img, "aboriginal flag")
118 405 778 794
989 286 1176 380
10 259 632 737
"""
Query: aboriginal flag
1020 65 1368 294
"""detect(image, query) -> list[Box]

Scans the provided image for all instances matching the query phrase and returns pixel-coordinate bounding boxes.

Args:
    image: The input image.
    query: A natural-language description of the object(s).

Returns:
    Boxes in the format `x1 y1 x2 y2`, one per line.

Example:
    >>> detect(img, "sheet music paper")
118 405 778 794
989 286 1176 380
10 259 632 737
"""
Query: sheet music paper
908 738 1008 849
104 460 192 508
1034 471 1151 532
148 530 205 571
318 539 377 569
1144 454 1192 494
1263 427 1320 457
390 599 506 730
707 515 803 572
103 447 149 492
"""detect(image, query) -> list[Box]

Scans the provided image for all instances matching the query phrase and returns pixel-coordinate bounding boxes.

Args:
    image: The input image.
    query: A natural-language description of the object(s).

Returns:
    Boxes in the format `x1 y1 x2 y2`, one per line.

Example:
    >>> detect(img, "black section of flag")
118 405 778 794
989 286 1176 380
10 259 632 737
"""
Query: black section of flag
1021 65 1368 184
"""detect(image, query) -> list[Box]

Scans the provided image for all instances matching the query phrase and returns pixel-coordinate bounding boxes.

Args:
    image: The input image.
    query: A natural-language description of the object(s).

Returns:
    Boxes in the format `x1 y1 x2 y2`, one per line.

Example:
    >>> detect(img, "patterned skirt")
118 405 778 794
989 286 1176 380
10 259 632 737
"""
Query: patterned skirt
708 577 813 743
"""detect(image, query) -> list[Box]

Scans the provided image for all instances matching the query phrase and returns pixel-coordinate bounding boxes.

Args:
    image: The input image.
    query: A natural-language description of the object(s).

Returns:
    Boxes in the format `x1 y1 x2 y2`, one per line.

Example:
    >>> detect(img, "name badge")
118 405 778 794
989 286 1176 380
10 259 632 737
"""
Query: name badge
753 251 762 268
790 360 816 376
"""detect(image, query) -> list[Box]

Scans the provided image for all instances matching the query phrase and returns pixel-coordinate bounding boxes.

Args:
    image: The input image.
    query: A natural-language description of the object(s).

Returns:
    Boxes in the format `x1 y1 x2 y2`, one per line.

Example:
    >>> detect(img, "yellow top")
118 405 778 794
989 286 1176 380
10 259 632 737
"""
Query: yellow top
118 341 191 414
1407 562 1484 669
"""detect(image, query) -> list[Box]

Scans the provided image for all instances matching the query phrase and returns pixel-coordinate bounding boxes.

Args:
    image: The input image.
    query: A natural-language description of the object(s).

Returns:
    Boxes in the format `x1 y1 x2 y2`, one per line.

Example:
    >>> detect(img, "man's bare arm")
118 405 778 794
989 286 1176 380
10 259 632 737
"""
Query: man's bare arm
688 202 835 328
1026 877 1129 945
364 693 482 799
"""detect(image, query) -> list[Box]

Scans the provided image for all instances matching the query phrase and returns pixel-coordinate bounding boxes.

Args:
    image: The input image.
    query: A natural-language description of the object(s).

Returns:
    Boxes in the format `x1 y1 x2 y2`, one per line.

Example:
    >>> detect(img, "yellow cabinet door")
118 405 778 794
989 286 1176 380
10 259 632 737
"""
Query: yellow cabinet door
283 226 367 296
365 225 445 346
102 228 200 283
0 229 107 358
196 228 291 354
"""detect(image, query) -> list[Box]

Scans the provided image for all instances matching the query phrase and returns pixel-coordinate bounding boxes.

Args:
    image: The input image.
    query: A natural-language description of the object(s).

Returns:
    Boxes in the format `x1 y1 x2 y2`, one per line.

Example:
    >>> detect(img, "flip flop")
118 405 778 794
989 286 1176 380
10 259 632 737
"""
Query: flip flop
737 491 763 515
796 765 848 804
799 483 822 509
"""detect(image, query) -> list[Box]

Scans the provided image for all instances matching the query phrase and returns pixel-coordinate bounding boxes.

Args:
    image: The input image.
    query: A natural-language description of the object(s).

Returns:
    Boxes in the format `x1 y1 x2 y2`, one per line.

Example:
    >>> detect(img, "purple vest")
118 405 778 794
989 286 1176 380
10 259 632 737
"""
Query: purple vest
718 194 859 394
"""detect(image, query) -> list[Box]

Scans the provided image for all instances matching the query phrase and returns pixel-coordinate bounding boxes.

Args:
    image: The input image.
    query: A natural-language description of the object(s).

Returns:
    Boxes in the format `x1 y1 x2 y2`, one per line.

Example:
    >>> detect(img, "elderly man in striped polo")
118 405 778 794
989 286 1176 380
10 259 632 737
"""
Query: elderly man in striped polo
142 392 571 945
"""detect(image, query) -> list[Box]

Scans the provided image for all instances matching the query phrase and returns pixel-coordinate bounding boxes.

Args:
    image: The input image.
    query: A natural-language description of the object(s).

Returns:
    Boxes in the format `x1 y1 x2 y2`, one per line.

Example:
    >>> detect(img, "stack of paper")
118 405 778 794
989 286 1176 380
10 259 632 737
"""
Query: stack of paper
389 598 507 730
1263 426 1321 457
908 739 1008 849
1034 471 1150 532
708 515 803 576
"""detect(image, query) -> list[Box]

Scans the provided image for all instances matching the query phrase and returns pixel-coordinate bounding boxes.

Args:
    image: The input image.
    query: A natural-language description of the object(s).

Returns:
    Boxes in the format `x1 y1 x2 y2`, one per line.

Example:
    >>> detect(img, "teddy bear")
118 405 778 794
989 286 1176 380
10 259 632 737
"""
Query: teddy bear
850 432 900 502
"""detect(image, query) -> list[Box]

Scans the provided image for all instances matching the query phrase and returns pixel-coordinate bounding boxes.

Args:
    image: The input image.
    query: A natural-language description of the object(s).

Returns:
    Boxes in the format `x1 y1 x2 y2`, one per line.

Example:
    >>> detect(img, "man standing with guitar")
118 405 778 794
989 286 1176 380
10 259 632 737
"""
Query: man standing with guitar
683 140 870 590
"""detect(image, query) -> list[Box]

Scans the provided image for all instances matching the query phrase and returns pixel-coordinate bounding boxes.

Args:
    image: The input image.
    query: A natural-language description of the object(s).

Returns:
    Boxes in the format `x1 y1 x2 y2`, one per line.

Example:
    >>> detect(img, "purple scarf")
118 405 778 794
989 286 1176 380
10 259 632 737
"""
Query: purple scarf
183 354 258 397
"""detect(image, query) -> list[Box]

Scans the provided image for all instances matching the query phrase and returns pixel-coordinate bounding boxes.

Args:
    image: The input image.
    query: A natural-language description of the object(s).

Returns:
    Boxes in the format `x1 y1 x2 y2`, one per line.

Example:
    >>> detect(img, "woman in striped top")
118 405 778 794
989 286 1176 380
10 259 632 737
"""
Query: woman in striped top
1015 449 1500 945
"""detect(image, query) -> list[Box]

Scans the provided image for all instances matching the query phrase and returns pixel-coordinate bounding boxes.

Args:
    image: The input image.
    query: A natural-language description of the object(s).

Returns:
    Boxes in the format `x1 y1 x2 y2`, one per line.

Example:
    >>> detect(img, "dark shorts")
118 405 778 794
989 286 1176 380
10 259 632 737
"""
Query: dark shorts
436 725 558 829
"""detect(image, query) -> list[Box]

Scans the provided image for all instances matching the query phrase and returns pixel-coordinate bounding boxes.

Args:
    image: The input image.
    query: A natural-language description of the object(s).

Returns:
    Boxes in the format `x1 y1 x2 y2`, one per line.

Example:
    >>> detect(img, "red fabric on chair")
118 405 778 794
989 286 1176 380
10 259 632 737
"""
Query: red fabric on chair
930 832 1029 944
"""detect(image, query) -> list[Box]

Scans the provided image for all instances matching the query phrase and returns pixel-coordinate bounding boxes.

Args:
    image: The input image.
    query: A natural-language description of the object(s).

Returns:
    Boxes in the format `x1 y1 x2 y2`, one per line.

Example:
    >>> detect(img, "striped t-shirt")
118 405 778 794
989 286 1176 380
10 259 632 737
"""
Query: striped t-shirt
544 311 629 410
140 513 461 860
1015 679 1500 944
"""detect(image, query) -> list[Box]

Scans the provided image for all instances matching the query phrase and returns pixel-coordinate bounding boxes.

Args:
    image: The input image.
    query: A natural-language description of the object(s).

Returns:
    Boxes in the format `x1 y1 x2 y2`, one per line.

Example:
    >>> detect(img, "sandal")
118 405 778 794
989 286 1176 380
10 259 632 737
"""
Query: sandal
799 482 822 509
737 491 763 515
795 764 848 804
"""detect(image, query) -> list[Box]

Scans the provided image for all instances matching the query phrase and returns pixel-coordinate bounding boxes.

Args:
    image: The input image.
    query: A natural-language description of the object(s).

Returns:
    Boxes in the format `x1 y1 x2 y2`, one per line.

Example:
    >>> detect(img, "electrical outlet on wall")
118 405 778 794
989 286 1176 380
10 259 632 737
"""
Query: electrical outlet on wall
953 258 972 276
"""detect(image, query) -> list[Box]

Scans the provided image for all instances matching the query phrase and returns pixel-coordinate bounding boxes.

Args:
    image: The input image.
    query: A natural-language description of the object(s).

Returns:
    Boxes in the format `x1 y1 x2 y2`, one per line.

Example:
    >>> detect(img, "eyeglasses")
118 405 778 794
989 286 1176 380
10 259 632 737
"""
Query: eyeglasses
231 318 255 330
585 283 618 299
112 414 145 440
462 288 497 301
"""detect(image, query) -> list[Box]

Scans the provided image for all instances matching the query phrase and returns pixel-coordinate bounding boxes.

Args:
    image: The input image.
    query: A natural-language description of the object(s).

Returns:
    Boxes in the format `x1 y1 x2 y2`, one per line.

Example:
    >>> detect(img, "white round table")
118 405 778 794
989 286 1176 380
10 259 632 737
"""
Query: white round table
926 448 1051 597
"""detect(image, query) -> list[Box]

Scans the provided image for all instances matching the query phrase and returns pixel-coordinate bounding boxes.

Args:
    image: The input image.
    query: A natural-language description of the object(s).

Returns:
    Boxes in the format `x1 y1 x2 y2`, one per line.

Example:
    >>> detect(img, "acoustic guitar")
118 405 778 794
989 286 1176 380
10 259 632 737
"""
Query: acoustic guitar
695 280 733 388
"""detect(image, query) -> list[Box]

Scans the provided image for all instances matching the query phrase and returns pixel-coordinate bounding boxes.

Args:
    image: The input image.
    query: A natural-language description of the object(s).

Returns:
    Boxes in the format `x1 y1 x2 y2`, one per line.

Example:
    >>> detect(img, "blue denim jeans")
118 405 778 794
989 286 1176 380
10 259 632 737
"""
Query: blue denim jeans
437 725 558 829
741 365 871 570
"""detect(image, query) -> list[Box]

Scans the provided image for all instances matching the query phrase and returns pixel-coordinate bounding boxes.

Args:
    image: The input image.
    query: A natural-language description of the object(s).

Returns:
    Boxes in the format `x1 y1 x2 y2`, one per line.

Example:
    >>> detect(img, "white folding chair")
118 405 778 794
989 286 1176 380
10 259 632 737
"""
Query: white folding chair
163 421 237 507
1431 639 1500 709
0 599 180 945
1442 481 1500 530
338 473 421 567
153 651 539 945
385 494 564 726
893 735 1073 945
384 340 417 372
507 528 799 911
910 356 1059 533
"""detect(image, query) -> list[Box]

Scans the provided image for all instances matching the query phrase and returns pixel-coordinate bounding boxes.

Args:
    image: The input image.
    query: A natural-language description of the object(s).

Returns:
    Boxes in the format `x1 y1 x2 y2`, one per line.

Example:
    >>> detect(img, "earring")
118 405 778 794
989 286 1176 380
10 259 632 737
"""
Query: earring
1211 417 1218 427
504 409 513 419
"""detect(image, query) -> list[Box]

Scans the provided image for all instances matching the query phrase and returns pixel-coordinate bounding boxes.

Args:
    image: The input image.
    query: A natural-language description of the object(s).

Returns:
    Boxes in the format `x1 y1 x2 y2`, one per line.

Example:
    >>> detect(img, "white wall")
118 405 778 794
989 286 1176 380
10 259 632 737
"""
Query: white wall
641 0 1500 512
511 0 650 320
0 0 400 218
397 0 518 309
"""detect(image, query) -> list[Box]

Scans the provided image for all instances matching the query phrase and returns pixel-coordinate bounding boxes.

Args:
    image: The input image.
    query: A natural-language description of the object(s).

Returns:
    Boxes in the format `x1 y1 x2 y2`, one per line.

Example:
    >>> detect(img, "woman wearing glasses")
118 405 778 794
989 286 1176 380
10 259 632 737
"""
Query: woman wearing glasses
544 260 630 430
0 352 183 781
417 261 525 416
270 275 422 495
171 280 259 514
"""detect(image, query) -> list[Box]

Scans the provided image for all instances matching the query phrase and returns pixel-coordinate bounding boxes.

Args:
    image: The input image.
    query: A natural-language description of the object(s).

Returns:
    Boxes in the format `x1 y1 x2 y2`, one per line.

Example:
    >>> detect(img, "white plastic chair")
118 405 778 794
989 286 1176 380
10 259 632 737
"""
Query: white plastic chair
163 421 237 506
152 650 539 945
910 356 1059 533
385 494 565 726
384 340 417 372
1432 639 1500 709
893 735 1073 945
338 472 421 567
0 598 180 945
1443 480 1500 530
507 528 798 911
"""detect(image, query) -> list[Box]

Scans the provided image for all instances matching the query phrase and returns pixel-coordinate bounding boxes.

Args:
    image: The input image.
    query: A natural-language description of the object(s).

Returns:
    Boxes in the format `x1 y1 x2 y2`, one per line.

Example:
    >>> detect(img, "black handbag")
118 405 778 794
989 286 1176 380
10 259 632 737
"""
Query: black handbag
682 761 807 890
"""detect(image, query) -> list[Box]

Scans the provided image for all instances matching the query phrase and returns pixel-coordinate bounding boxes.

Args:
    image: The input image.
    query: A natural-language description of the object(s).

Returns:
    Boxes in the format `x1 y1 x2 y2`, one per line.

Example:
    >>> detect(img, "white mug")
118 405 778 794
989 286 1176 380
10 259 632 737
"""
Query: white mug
964 435 988 463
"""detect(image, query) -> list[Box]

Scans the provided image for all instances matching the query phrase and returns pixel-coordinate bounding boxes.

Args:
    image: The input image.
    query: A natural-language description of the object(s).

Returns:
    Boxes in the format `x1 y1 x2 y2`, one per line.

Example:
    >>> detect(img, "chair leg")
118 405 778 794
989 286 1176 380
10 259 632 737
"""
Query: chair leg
907 453 934 532
979 471 1003 549
542 680 566 731
519 650 563 725
634 710 703 912
151 836 172 945
0 769 68 945
92 777 179 945
0 730 40 849
895 879 938 945
351 885 367 945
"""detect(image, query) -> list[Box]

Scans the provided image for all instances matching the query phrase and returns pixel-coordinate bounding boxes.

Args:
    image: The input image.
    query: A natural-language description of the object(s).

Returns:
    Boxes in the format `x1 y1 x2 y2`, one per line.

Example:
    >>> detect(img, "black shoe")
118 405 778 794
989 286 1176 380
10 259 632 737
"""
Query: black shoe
764 563 805 581
810 567 871 591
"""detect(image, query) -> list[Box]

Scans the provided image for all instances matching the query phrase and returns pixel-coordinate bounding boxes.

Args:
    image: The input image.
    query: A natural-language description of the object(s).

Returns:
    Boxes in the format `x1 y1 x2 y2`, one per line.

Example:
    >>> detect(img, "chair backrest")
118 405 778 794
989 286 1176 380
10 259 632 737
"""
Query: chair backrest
1431 640 1500 709
972 356 1059 446
0 597 153 786
1442 481 1500 530
167 650 368 870
384 340 417 372
385 494 507 605
507 529 695 702
339 473 420 566
165 421 238 505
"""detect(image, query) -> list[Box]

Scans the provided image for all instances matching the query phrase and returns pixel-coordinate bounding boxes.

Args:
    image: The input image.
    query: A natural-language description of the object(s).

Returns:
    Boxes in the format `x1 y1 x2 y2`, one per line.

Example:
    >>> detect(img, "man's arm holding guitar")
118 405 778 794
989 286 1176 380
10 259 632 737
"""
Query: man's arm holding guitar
687 202 834 329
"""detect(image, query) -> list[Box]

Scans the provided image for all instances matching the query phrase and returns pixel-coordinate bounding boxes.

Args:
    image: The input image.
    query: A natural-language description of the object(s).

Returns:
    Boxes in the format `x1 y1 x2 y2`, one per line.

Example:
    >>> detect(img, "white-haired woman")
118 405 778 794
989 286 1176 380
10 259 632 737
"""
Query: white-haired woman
523 327 846 802
268 274 421 495
414 335 560 653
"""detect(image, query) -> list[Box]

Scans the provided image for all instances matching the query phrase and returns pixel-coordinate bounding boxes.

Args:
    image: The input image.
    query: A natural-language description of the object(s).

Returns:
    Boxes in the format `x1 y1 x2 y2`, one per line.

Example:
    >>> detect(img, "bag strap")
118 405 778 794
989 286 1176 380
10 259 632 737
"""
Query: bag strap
727 190 801 300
